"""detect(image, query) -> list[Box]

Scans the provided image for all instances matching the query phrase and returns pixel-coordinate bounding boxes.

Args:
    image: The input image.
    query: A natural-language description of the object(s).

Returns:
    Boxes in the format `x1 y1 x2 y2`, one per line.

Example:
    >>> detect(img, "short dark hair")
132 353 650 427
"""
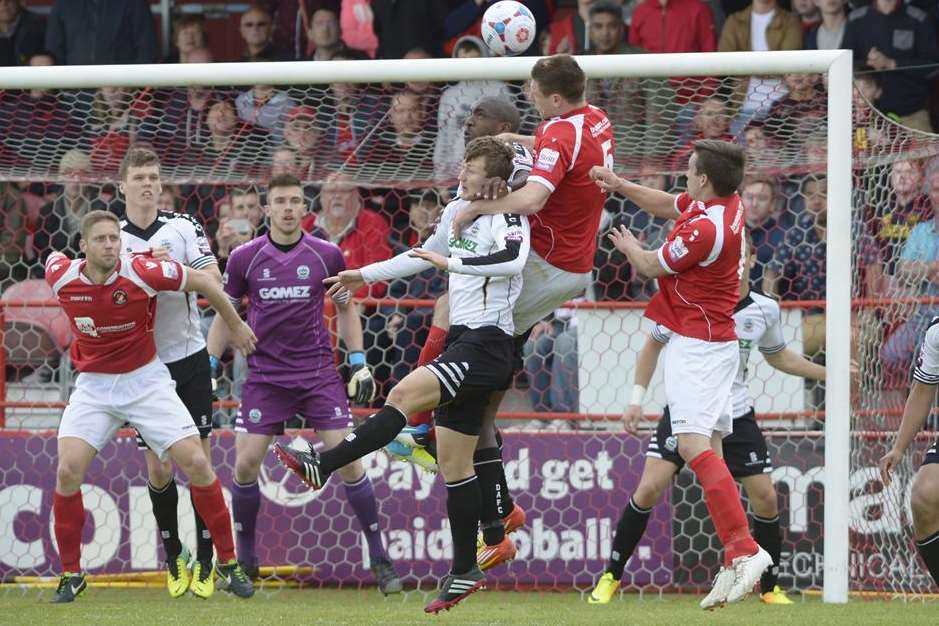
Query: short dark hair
464 137 515 181
80 209 120 238
531 54 586 103
589 1 622 20
119 146 160 181
231 186 258 200
692 139 745 197
268 173 302 194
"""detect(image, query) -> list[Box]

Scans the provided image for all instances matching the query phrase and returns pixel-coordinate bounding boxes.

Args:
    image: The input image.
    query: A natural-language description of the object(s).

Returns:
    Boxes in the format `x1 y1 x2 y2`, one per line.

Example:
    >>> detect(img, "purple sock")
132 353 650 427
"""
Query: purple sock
231 479 260 566
343 474 387 561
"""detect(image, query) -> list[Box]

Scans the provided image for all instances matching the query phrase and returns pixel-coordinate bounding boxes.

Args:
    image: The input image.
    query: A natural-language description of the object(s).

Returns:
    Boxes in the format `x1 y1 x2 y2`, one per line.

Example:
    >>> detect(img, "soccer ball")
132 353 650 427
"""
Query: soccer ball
481 1 536 57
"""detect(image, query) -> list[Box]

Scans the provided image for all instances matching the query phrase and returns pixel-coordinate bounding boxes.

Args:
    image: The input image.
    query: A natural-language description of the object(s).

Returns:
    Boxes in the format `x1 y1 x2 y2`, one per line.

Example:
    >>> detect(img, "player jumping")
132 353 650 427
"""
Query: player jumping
47 210 256 603
879 317 939 589
205 173 401 594
588 235 825 605
274 137 528 613
118 146 224 598
591 140 773 608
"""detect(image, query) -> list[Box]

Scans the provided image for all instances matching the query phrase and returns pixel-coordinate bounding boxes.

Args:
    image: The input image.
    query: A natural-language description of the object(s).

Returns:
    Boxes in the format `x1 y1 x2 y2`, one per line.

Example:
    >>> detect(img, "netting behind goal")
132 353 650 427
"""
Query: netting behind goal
0 59 934 598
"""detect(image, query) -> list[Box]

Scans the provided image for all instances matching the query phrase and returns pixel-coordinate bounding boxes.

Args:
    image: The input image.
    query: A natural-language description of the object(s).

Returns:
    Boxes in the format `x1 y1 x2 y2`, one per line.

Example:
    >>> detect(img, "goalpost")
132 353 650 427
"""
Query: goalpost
0 51 865 602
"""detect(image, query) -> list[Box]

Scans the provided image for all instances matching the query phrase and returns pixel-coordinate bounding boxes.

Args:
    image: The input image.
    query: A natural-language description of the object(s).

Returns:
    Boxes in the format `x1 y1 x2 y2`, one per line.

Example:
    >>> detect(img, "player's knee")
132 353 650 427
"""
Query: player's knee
633 480 666 510
146 456 174 488
336 460 365 483
677 439 708 463
56 460 85 493
748 485 779 518
438 455 473 482
911 481 939 527
234 455 263 484
172 440 213 483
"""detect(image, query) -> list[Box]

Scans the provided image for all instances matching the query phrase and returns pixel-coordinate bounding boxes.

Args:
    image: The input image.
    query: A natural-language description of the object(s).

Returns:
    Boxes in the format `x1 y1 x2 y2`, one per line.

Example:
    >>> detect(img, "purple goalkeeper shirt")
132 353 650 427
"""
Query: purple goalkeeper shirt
223 233 345 383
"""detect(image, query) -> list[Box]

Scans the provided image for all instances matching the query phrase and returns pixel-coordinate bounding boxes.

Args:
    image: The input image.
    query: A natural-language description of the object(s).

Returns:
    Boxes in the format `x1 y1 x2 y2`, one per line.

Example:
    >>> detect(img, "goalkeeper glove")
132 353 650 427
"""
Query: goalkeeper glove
347 351 376 405
208 354 221 397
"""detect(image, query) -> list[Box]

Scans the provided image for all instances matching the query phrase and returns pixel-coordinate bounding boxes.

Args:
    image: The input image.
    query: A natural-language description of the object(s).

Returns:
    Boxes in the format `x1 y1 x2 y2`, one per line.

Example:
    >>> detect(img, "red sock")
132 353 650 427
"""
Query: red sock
688 449 759 566
53 491 85 573
411 325 447 427
190 479 236 563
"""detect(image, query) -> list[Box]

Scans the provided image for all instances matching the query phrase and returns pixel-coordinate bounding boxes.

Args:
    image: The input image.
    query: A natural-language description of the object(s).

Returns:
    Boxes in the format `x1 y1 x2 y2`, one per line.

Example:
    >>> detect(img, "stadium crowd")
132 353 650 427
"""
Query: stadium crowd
0 0 938 418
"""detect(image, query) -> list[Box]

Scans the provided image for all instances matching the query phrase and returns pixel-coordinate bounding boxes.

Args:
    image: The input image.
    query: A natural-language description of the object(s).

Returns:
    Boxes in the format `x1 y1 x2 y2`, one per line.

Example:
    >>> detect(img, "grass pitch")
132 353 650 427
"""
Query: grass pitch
1 588 937 625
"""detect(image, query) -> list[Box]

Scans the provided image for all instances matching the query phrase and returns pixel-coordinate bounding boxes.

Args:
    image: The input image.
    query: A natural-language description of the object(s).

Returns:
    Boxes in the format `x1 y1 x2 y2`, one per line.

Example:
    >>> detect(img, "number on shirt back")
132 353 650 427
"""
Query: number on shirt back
601 139 614 171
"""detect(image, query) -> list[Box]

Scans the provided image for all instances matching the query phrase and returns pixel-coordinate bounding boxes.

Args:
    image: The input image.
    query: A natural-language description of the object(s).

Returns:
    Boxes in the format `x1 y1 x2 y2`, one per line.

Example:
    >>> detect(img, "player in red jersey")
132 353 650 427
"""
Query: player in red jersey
46 210 257 603
590 140 772 609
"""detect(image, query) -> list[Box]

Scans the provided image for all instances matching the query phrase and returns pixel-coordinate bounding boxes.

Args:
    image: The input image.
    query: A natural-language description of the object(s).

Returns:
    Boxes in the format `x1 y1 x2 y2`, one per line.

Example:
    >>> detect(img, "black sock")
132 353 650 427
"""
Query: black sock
190 489 213 564
916 529 939 588
319 405 407 475
753 514 781 593
148 479 181 560
474 447 505 546
607 497 652 580
494 430 515 515
446 475 482 574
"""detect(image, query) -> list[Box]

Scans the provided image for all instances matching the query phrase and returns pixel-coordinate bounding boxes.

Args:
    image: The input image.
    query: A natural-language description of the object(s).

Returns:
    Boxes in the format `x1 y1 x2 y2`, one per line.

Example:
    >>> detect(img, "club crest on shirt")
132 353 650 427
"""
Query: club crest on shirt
297 264 310 279
668 236 688 260
112 289 128 305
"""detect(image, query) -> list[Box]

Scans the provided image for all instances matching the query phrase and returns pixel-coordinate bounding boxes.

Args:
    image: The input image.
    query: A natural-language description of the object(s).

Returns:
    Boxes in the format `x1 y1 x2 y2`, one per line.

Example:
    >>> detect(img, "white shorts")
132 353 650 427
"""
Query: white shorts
513 251 592 335
663 334 738 438
58 359 199 461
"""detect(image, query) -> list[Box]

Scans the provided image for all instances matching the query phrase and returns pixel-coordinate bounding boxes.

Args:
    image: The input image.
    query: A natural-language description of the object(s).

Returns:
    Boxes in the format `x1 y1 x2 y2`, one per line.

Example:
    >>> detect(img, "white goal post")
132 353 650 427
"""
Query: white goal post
0 49 853 602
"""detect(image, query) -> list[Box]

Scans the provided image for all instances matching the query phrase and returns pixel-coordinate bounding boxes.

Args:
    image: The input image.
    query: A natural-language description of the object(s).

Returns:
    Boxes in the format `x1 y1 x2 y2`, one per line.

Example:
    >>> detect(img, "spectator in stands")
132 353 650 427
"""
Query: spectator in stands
200 98 271 175
805 0 847 49
164 14 207 63
152 85 216 166
583 2 645 167
229 186 265 232
323 48 380 162
670 96 732 170
215 216 255 273
870 159 930 276
0 0 45 66
235 83 296 144
309 174 391 298
742 178 788 291
370 90 435 178
548 0 622 55
396 47 441 131
282 105 323 176
239 4 290 61
371 0 447 58
183 47 213 64
306 6 363 60
32 150 105 272
0 52 80 166
719 0 802 135
764 175 828 363
524 306 580 421
86 87 155 173
46 0 158 65
843 0 939 133
881 167 939 391
157 185 181 214
0 177 26 287
792 0 822 30
432 36 512 180
742 121 776 168
763 72 827 141
383 190 447 385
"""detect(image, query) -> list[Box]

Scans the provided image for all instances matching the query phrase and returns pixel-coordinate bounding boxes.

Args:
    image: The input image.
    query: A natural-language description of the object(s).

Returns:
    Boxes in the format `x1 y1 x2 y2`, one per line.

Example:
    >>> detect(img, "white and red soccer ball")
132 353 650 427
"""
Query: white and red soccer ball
481 1 536 57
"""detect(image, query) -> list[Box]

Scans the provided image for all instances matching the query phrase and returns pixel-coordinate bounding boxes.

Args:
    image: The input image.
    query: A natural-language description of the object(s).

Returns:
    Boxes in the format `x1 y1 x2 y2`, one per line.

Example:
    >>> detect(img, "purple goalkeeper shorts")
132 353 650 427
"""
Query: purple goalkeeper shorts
235 373 352 435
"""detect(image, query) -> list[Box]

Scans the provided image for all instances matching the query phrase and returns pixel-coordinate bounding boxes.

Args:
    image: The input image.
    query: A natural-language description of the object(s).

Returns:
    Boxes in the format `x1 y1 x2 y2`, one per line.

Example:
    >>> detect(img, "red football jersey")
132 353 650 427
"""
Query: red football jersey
45 253 188 373
527 104 614 273
645 192 745 342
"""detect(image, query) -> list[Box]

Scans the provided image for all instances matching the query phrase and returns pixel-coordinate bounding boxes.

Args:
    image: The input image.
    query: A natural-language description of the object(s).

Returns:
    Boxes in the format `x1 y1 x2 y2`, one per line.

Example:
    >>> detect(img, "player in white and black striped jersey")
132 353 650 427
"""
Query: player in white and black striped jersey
117 147 226 598
589 234 826 606
880 316 939 588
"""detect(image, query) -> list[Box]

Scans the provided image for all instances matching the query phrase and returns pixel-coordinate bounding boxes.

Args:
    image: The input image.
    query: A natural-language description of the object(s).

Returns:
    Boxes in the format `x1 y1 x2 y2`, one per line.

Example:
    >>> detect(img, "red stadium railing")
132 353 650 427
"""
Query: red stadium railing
1 295 936 429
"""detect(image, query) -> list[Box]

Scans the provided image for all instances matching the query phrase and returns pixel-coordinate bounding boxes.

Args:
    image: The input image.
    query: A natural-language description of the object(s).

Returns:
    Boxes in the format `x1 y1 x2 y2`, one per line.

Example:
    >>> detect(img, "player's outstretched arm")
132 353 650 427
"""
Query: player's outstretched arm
608 225 668 278
764 348 826 381
880 381 937 485
185 269 256 355
590 166 679 220
418 213 530 278
454 183 550 235
494 132 534 151
624 333 666 435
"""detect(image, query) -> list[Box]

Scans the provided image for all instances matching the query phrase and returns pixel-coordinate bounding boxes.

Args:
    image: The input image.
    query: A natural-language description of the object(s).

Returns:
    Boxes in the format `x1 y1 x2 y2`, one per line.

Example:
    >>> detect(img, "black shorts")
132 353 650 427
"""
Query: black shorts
923 436 939 466
427 325 515 436
136 348 214 449
646 407 772 479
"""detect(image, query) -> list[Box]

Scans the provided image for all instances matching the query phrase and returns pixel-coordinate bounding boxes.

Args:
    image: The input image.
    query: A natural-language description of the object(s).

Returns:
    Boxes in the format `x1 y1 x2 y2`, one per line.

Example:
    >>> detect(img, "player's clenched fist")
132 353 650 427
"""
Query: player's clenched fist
590 165 623 193
324 270 365 299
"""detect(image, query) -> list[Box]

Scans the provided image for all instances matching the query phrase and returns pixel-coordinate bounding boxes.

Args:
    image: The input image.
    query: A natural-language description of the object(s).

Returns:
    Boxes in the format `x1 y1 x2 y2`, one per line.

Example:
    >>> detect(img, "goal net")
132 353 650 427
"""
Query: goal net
0 51 927 601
